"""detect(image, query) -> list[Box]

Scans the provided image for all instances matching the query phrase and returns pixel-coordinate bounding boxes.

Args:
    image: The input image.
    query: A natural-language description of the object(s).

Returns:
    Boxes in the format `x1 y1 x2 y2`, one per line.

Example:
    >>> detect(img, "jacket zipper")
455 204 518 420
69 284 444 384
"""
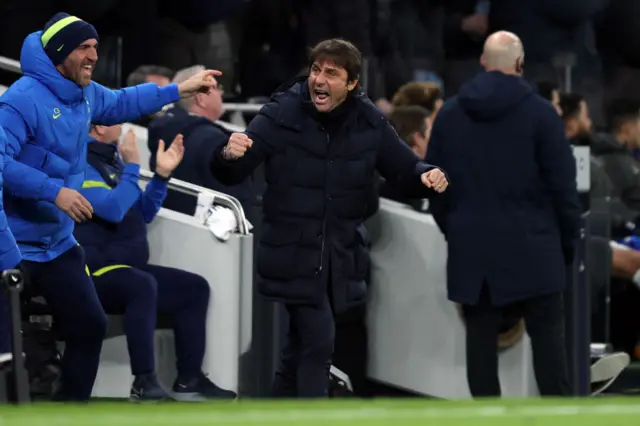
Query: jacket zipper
317 131 330 274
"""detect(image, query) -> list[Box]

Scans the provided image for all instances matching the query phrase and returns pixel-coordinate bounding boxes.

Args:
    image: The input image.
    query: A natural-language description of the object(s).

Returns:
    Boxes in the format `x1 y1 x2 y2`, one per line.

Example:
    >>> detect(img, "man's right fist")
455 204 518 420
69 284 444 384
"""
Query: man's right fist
55 187 93 223
222 133 253 160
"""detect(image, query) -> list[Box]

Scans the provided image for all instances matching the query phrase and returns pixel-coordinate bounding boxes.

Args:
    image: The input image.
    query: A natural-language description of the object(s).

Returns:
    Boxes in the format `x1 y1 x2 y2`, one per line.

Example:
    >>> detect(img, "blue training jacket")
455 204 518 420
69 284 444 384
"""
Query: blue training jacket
0 31 180 262
0 127 21 271
74 141 167 272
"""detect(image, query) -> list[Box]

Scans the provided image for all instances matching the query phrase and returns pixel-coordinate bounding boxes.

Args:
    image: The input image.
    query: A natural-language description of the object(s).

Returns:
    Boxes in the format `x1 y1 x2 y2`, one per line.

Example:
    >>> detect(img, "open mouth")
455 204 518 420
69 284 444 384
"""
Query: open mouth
81 64 93 77
313 89 330 105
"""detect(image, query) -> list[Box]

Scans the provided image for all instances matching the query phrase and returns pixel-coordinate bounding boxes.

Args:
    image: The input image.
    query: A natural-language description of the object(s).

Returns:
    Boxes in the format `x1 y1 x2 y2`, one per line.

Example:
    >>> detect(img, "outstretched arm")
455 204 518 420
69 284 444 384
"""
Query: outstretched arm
91 69 222 125
376 122 449 198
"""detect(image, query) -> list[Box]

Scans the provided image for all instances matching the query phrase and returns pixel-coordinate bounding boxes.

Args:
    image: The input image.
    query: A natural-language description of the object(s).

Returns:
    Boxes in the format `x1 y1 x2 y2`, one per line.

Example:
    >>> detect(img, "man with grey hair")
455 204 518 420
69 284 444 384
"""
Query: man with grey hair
148 65 254 217
426 31 581 397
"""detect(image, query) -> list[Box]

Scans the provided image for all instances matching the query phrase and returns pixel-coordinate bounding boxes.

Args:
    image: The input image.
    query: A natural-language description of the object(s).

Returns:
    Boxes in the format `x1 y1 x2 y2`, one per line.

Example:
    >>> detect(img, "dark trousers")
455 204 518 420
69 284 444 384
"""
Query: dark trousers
462 284 569 397
333 306 369 397
92 264 210 379
272 294 335 398
22 245 108 401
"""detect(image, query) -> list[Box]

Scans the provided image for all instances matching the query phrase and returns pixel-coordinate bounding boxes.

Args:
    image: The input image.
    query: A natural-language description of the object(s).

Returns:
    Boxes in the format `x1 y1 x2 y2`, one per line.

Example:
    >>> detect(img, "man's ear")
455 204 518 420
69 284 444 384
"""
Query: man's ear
193 93 206 107
347 78 359 92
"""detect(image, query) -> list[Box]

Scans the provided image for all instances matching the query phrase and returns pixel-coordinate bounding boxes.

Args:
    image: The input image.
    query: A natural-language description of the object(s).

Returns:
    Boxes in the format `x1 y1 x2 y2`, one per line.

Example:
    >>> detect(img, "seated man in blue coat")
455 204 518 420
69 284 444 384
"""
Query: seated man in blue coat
74 124 236 402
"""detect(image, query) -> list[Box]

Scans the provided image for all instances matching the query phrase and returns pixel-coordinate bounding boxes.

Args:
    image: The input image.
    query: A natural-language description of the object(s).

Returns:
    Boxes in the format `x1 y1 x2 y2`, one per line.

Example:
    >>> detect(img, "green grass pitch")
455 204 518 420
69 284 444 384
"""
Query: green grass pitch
1 397 640 426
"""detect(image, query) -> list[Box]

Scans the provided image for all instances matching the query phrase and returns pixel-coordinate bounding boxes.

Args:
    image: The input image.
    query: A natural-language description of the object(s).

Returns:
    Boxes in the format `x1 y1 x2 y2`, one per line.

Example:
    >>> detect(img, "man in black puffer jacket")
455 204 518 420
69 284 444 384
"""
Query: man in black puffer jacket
210 39 449 398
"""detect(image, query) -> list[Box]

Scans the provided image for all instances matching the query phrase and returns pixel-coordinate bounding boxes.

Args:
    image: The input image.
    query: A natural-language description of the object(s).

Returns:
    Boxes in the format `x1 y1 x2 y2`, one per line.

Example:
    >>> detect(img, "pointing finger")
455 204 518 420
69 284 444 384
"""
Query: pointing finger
203 69 223 78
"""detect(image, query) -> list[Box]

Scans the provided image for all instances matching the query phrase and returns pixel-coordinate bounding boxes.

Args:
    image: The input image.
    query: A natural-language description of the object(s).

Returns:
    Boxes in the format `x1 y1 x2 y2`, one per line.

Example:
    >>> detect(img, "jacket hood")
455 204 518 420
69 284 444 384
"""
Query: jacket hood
457 71 533 121
20 31 85 105
590 133 626 156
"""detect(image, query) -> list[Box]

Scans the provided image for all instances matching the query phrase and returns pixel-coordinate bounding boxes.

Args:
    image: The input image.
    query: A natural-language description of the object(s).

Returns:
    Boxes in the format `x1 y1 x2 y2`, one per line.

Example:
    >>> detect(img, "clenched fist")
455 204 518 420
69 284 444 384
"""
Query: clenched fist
421 168 449 193
222 133 253 160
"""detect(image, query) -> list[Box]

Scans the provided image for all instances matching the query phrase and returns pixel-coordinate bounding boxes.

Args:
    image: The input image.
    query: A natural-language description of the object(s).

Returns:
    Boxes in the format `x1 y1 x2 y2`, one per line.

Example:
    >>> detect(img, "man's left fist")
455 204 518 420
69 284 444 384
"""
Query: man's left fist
421 168 449 193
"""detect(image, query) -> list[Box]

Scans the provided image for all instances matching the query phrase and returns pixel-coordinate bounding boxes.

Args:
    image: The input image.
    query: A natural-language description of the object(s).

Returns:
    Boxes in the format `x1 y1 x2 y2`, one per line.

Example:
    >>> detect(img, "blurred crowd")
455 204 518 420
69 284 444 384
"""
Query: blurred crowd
1 0 639 125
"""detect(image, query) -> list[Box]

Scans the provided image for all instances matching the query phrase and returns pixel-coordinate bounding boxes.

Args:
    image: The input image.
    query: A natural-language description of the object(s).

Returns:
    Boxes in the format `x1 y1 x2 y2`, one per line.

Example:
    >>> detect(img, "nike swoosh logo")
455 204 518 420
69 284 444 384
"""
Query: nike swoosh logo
177 384 188 389
53 113 61 119
57 44 64 52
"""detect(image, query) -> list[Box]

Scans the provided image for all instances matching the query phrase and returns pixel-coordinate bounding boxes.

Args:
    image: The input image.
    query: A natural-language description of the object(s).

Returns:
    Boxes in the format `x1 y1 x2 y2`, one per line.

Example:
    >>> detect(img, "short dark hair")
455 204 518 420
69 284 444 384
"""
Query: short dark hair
607 98 640 132
536 81 558 102
388 106 430 147
309 39 362 83
126 65 174 87
391 82 441 113
559 92 584 121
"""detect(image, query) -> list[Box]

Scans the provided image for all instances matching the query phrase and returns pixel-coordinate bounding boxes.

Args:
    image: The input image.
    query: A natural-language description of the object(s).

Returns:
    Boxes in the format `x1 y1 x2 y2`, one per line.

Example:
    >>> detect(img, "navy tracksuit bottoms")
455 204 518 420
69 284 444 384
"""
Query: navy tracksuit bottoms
92 264 210 379
22 245 108 401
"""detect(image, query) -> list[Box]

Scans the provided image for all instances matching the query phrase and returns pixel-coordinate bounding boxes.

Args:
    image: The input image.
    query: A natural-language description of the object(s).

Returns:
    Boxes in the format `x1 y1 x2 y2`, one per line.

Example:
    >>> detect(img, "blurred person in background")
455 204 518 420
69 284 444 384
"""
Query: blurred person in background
0 12 220 401
391 81 444 127
380 105 432 213
126 65 174 89
426 31 580 397
389 106 432 159
148 65 256 222
74 125 236 402
557 91 635 390
536 81 563 116
591 99 640 214
126 65 175 126
560 93 640 278
210 39 448 397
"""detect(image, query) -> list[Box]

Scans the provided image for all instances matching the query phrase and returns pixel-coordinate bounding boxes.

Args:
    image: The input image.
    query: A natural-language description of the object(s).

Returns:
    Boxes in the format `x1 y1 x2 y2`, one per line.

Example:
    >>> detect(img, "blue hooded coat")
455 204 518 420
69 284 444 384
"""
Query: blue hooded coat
0 31 179 262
